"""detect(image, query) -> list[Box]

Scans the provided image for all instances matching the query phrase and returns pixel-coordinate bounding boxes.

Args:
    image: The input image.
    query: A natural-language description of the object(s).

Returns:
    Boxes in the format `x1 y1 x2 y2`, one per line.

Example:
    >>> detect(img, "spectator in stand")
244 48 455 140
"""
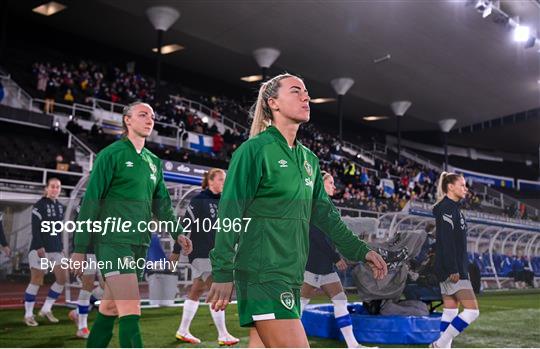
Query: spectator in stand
66 117 83 134
63 89 74 104
44 78 58 114
212 131 224 157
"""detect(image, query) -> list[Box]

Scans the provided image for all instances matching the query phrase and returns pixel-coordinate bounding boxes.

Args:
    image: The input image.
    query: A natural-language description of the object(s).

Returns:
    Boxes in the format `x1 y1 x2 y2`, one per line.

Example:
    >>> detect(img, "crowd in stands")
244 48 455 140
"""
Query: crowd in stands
504 202 533 221
33 61 155 108
29 59 536 219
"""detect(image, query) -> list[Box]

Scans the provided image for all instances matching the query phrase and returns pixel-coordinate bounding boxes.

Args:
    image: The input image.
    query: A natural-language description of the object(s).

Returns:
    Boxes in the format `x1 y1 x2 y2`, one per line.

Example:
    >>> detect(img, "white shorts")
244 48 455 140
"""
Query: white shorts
439 278 473 296
303 271 341 288
191 258 212 282
83 253 99 276
28 250 63 272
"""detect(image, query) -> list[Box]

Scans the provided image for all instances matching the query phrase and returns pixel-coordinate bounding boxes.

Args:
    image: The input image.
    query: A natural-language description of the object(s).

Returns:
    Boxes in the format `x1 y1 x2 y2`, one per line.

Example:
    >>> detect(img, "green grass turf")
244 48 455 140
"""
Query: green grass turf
0 289 538 347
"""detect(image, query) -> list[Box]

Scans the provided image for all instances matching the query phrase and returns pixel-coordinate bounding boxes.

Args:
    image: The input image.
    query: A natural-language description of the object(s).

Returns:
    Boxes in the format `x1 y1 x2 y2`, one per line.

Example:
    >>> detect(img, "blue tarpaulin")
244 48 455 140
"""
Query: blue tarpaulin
301 303 441 345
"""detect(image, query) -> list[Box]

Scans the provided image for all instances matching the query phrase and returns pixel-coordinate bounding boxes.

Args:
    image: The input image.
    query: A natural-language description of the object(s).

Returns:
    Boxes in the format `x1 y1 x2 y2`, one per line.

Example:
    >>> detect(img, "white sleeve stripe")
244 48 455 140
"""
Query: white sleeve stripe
186 206 195 221
442 215 454 229
32 209 42 221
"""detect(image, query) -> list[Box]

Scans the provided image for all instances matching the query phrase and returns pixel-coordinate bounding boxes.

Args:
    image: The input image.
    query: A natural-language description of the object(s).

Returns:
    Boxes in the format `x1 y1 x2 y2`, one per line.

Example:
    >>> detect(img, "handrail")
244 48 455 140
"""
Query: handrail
0 162 84 190
153 120 182 148
91 97 125 114
65 129 96 170
169 95 249 133
0 74 33 110
342 140 373 158
482 184 539 218
0 162 84 176
387 145 442 171
29 98 94 120
90 95 250 134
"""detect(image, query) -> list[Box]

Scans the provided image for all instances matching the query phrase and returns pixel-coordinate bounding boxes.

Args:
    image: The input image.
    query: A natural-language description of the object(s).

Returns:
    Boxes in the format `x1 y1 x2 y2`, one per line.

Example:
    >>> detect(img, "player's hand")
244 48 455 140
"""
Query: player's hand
206 282 234 311
169 252 179 262
449 273 460 283
36 248 46 258
177 235 193 255
365 250 388 280
335 259 347 271
2 245 11 256
70 253 86 277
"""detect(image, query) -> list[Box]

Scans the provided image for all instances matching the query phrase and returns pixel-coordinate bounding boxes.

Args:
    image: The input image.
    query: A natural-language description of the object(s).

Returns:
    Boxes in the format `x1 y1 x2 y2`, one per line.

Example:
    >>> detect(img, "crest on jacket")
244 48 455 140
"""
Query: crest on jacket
303 160 313 177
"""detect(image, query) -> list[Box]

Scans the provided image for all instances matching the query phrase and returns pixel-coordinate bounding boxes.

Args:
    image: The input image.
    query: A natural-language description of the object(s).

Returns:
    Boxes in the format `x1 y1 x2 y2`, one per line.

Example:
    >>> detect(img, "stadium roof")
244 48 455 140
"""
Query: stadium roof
7 0 540 151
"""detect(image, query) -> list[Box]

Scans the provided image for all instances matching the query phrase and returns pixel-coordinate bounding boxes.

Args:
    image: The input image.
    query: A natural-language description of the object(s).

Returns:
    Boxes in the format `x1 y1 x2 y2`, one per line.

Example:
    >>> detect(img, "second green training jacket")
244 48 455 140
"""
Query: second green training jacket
73 138 182 253
210 126 371 287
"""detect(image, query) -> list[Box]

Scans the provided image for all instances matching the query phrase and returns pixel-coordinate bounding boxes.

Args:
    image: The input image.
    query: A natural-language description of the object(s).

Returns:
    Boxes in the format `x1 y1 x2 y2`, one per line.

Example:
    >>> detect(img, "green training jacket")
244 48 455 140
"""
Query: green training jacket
73 138 181 253
210 126 371 287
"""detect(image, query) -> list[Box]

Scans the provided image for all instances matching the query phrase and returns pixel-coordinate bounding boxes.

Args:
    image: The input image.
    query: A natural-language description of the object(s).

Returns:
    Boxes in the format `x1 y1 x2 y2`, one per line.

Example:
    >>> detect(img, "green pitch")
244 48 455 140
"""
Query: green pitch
0 289 538 348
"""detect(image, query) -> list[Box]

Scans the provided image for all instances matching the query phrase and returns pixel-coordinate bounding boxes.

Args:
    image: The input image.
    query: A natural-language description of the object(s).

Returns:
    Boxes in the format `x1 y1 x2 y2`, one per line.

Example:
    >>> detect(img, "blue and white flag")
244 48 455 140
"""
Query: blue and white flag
380 178 395 198
188 132 213 153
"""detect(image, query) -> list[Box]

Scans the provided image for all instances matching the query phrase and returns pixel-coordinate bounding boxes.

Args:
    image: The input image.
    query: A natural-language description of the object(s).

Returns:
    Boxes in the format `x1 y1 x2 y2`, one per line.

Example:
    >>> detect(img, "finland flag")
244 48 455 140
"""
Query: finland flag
188 132 214 153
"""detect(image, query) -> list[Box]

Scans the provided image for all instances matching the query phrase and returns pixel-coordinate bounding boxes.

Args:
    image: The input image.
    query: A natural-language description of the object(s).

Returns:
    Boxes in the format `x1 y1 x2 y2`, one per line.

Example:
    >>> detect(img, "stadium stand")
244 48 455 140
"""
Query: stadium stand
0 53 536 221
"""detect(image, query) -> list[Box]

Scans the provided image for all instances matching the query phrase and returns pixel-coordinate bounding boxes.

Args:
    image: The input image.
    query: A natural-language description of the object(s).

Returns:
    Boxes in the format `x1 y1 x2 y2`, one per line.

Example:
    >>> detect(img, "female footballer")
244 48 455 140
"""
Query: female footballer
70 101 192 348
207 74 387 347
431 172 479 348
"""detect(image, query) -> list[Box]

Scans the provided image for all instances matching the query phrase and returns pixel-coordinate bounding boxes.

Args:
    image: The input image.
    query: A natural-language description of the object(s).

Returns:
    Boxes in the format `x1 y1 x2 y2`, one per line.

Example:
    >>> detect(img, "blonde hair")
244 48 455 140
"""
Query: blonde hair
201 168 225 190
249 73 298 138
321 170 332 181
434 171 463 205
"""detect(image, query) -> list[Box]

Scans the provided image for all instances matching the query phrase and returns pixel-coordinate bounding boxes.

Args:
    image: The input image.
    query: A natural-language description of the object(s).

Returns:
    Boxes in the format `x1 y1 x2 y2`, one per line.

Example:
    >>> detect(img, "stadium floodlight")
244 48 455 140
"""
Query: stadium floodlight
146 6 180 100
438 118 457 133
146 6 180 32
253 48 281 81
311 98 336 104
390 100 412 161
391 101 412 117
513 25 530 43
240 75 263 83
331 77 355 142
363 116 388 121
474 0 492 18
151 44 183 55
32 2 66 16
331 78 355 96
438 118 457 171
482 4 492 18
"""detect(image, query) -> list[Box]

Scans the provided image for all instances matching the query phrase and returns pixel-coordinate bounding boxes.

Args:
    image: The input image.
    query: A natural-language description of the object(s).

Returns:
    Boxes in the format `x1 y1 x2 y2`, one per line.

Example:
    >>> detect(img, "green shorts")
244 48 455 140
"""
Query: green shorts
235 279 301 327
95 243 148 281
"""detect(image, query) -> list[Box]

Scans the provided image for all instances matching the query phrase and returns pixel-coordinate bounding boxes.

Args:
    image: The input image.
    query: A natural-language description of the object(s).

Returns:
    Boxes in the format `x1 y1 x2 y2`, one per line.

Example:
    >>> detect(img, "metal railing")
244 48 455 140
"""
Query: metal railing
477 184 539 218
372 142 388 154
90 95 249 134
153 121 183 148
0 73 33 110
65 129 96 170
0 162 84 190
169 95 248 133
91 97 125 114
30 98 94 120
336 206 387 219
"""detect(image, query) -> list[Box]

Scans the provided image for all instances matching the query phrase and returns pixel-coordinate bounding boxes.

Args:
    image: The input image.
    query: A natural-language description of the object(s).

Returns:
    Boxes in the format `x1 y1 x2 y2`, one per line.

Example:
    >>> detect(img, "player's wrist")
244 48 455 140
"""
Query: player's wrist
212 270 233 283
